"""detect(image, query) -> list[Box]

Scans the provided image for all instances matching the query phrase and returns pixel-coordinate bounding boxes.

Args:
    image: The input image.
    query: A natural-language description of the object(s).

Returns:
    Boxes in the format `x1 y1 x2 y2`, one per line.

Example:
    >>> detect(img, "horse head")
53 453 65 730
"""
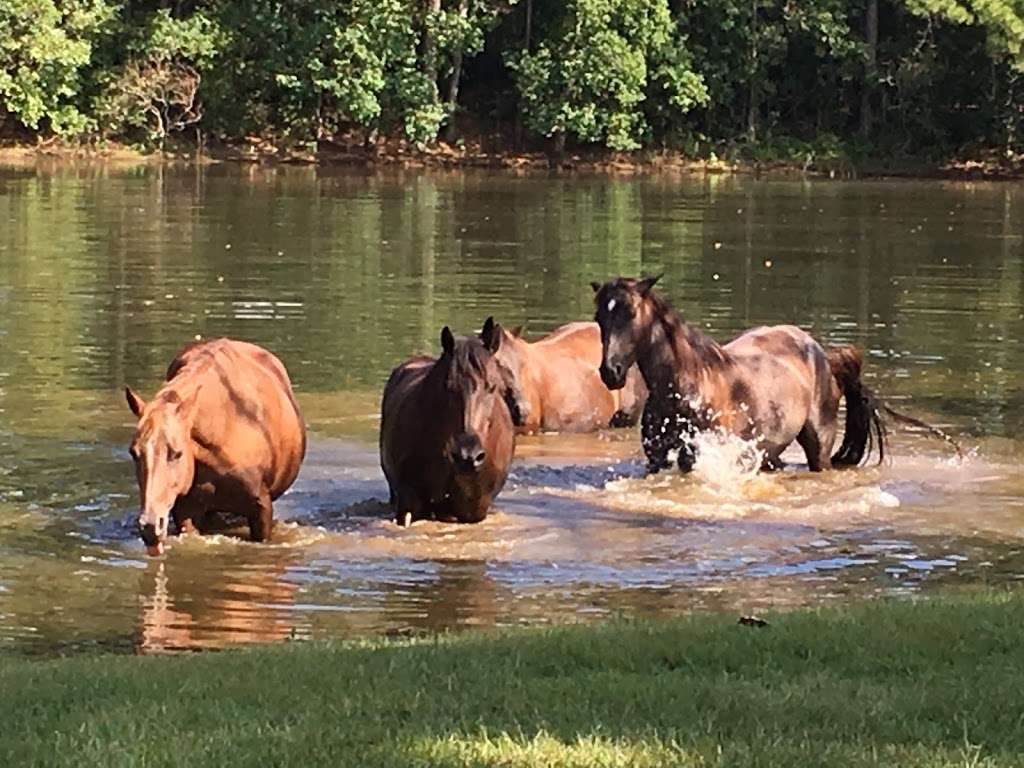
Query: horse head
439 317 515 473
591 275 661 389
489 323 532 427
125 386 200 555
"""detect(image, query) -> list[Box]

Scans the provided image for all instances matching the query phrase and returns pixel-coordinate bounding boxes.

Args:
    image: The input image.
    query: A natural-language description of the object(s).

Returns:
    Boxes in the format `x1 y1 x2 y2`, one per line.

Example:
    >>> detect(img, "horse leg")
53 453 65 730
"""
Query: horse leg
609 410 634 428
676 440 697 473
247 486 274 542
171 496 201 535
173 481 216 534
796 423 831 472
393 485 423 528
642 402 685 474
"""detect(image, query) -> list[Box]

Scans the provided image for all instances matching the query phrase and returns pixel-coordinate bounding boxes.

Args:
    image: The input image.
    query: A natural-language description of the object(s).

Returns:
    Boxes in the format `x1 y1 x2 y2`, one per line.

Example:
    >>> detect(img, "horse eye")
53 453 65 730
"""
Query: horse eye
167 447 183 462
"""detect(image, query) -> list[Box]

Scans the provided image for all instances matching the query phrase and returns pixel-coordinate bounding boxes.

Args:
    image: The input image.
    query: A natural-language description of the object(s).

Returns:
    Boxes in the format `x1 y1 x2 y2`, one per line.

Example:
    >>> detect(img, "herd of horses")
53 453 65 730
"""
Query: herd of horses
125 276 895 555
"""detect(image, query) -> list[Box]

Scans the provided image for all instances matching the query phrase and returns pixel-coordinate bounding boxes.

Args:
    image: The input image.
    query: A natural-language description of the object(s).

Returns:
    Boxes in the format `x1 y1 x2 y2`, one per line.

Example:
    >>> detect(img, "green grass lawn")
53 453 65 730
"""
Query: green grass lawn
3 592 1023 767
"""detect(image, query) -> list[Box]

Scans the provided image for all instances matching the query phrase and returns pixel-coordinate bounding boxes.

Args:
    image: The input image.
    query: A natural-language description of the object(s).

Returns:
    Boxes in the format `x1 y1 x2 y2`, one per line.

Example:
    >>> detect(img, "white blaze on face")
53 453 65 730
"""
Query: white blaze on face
140 439 173 537
607 299 616 312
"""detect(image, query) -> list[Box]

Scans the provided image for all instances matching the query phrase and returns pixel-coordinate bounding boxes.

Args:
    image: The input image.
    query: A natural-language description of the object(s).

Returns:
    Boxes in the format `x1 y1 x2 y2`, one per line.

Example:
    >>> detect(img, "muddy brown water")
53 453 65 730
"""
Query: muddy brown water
0 164 1021 655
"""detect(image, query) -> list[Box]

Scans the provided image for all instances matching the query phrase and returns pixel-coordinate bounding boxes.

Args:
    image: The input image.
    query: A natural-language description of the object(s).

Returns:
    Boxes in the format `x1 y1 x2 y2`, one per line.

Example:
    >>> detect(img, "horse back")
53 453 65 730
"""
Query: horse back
534 321 603 365
167 338 306 498
526 321 646 431
719 325 837 441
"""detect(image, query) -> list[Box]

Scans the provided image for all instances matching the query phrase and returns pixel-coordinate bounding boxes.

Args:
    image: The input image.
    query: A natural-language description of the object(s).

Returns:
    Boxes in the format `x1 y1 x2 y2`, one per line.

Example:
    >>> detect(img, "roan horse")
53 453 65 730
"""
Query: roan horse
125 339 306 555
380 318 517 526
592 276 885 473
492 322 647 433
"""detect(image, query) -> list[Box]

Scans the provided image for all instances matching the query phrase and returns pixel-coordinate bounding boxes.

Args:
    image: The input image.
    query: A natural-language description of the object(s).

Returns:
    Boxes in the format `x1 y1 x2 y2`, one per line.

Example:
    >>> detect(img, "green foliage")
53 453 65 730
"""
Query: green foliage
140 9 226 68
0 0 114 136
202 0 451 144
507 0 708 150
95 9 226 142
0 0 1022 157
909 0 1024 66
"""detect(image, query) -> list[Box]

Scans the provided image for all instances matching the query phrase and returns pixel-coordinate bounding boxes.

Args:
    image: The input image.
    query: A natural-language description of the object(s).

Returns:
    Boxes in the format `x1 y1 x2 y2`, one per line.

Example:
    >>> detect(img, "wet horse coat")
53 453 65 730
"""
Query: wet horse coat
493 322 647 433
380 319 515 525
126 338 306 553
593 276 884 473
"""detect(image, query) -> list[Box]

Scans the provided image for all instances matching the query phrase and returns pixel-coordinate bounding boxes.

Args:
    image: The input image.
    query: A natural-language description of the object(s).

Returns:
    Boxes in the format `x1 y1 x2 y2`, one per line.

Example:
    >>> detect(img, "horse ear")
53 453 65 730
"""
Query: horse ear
441 326 455 356
590 281 602 293
637 274 662 296
125 387 146 418
509 325 524 339
480 316 500 353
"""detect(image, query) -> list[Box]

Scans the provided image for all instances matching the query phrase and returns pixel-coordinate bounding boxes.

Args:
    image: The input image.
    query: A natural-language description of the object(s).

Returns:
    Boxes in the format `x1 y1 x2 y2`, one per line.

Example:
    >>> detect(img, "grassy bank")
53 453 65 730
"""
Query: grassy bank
3 593 1023 767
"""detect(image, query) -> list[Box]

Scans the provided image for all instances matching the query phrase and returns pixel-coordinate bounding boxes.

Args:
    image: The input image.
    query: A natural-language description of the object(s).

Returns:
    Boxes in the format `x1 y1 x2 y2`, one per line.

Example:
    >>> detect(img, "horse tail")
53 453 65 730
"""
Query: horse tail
880 404 964 459
827 345 887 466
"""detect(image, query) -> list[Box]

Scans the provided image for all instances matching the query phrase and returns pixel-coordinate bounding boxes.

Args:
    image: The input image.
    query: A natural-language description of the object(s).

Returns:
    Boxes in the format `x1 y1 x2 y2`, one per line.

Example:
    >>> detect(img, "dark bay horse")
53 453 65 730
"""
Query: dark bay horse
380 318 516 526
125 339 307 555
492 322 647 433
592 276 885 473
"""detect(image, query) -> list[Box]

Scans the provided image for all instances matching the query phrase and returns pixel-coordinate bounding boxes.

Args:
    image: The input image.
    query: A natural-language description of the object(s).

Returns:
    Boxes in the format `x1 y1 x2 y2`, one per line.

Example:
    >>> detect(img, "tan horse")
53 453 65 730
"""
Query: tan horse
380 318 516 526
592 276 885 473
125 339 306 554
492 322 647 433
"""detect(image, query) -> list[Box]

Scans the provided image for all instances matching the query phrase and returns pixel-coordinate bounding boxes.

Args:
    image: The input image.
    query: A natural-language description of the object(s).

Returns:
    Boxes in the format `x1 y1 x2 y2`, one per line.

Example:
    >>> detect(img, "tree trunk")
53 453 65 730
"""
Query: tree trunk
746 0 758 142
444 0 469 144
514 0 532 150
1005 68 1020 156
860 0 878 136
423 0 442 96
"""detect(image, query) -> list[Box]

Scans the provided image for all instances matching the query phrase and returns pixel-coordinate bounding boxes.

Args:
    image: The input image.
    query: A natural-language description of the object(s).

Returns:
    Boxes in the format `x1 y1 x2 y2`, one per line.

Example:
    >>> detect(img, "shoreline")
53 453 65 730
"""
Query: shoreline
3 591 1023 766
2 139 1023 181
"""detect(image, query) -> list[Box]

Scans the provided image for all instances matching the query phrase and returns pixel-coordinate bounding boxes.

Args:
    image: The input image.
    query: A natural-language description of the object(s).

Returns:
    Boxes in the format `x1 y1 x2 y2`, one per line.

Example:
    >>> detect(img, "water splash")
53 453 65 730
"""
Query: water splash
688 428 765 490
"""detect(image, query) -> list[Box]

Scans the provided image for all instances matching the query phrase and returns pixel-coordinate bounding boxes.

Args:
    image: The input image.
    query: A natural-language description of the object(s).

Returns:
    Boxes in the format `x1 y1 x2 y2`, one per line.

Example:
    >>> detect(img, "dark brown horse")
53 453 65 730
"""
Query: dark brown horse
125 339 307 555
592 276 885 473
492 322 647 433
380 318 516 526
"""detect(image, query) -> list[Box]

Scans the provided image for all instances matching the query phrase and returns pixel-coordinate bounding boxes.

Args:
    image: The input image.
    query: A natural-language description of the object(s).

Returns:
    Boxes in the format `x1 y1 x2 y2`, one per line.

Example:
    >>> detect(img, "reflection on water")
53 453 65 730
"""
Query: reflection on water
0 164 1022 655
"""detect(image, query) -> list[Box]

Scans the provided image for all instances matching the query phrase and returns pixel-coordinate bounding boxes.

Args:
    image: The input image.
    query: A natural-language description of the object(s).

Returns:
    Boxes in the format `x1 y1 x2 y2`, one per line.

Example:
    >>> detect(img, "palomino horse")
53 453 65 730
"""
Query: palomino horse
380 317 517 526
592 276 885 473
493 322 647 433
125 339 306 554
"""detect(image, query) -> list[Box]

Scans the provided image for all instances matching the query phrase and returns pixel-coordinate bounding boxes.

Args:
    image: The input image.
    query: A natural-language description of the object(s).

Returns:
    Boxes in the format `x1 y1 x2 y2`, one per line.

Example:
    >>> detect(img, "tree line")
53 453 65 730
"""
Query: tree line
1 0 1022 161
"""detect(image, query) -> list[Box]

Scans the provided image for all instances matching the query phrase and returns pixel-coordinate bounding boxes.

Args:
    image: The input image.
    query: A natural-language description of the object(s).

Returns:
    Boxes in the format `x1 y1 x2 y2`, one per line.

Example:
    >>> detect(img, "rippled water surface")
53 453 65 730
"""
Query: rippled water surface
0 163 1021 655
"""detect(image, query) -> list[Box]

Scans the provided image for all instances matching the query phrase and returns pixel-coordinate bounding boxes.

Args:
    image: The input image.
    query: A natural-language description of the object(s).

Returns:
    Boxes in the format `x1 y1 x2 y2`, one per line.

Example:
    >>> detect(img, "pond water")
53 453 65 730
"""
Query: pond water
0 163 1021 655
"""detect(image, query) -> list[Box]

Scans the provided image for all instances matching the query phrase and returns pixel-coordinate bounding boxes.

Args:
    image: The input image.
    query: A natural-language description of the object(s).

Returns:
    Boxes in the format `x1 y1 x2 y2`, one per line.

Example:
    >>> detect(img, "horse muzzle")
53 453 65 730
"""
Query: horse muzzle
599 361 627 390
451 433 487 473
138 518 168 556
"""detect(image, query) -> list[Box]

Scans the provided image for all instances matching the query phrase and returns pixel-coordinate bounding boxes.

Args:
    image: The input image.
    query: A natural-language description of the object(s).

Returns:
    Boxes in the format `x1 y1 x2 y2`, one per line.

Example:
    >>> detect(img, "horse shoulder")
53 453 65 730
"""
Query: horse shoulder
381 358 438 457
383 357 434 408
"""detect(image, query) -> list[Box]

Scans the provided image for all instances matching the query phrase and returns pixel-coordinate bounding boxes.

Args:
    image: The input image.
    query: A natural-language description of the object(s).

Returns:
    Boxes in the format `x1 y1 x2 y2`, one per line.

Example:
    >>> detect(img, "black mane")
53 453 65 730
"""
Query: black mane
644 288 728 370
443 337 492 388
